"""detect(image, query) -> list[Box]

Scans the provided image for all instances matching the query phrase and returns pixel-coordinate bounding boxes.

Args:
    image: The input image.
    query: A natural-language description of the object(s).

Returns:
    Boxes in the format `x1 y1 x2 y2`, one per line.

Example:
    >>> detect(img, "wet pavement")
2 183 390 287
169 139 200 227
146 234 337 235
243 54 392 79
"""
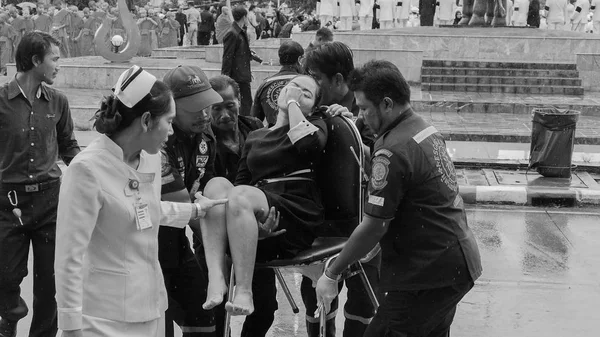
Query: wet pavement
14 206 600 336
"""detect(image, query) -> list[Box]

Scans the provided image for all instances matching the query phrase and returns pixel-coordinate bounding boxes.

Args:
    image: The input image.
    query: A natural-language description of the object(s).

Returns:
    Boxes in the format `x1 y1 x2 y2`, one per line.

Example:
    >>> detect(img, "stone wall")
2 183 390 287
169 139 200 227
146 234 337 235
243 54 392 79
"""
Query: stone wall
576 54 600 92
205 45 424 83
293 31 600 63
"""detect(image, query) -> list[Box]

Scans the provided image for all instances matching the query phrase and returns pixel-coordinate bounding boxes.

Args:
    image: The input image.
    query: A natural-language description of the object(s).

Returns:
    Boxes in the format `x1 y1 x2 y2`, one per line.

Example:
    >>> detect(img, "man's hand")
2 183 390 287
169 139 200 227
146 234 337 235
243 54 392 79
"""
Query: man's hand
193 192 228 217
61 330 83 337
315 273 340 315
326 103 354 119
256 206 285 239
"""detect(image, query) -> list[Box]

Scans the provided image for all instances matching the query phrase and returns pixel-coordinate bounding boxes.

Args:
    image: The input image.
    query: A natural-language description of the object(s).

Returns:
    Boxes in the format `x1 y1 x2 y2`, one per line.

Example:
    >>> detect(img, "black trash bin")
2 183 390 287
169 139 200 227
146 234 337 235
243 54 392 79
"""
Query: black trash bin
529 107 580 178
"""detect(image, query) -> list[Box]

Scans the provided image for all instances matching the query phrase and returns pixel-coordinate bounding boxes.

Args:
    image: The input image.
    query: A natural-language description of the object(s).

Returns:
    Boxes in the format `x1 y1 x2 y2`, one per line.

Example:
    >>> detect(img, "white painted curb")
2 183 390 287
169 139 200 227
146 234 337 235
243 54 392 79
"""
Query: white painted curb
475 186 528 205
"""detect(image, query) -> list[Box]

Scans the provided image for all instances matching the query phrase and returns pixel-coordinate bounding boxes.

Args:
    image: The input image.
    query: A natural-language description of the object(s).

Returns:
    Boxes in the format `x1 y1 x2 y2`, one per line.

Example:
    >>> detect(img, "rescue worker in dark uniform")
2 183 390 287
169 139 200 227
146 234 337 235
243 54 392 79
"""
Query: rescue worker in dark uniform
301 40 380 337
316 60 483 337
159 65 224 337
250 40 304 127
208 75 279 337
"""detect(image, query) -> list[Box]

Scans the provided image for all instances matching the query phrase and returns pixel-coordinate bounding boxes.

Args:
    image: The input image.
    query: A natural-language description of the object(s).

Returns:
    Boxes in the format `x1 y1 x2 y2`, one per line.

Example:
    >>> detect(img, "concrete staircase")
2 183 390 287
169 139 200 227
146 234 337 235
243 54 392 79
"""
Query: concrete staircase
421 60 584 95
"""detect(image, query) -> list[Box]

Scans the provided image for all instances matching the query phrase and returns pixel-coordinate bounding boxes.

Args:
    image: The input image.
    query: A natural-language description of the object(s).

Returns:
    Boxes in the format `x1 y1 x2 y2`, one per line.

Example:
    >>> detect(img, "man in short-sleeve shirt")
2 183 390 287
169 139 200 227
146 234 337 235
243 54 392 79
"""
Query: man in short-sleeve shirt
316 60 482 337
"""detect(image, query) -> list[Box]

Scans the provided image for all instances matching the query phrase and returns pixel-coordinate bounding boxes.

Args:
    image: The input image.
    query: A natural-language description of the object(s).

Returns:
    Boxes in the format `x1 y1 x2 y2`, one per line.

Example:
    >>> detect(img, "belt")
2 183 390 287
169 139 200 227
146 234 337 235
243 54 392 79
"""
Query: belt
1 179 60 193
256 169 314 186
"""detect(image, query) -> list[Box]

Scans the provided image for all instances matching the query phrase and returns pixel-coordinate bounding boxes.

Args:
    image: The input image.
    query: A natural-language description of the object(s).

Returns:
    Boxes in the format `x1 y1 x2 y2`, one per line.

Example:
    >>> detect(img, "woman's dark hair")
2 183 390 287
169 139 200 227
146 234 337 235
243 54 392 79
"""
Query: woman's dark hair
15 32 61 72
348 60 410 107
209 75 240 100
93 80 173 136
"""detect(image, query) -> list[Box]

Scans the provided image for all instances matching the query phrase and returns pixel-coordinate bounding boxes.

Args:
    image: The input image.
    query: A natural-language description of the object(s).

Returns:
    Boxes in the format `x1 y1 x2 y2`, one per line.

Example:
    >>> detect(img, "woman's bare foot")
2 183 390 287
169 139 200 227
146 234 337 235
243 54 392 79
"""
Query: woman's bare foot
225 289 254 316
203 279 228 310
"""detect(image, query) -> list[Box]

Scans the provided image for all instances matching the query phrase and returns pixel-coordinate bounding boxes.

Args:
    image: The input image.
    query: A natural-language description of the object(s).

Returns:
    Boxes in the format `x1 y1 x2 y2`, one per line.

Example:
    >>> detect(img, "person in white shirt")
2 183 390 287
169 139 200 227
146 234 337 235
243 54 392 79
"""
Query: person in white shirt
565 0 576 28
396 0 411 26
379 0 396 28
339 0 356 30
436 0 456 25
318 0 336 28
570 0 590 31
591 0 600 33
186 3 200 45
358 0 375 29
512 0 530 25
55 66 227 337
545 0 568 29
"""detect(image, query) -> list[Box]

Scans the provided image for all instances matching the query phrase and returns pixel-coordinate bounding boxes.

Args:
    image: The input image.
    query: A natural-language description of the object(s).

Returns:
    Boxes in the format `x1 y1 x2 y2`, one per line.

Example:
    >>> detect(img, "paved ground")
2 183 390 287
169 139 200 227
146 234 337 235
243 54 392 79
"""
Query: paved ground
13 206 600 337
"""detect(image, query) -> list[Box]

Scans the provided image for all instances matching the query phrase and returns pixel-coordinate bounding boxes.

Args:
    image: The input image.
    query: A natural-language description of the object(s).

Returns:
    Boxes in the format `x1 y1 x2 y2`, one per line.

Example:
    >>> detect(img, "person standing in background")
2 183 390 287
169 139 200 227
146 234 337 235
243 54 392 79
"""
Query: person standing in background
33 5 52 33
175 6 187 46
222 6 253 116
198 5 214 45
186 2 200 45
545 0 568 29
0 31 80 337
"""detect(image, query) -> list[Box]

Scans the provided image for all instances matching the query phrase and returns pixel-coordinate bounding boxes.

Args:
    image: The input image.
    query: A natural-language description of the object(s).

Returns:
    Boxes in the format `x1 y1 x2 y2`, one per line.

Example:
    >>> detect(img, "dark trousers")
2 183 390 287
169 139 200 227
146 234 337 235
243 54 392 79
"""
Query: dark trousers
364 281 474 337
241 268 278 337
197 31 211 45
238 81 253 116
301 252 381 337
0 185 59 337
179 28 186 46
163 254 222 337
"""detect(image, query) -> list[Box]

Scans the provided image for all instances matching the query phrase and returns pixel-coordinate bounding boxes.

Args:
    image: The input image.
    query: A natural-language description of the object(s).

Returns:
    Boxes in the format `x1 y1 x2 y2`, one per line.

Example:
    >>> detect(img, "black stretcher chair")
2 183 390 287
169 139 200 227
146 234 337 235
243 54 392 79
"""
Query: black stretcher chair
223 116 379 337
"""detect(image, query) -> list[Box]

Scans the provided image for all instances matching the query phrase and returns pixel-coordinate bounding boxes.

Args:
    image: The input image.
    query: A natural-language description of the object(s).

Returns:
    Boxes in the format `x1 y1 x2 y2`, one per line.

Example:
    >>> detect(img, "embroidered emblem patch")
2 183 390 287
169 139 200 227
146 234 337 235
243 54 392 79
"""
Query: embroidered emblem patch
373 148 393 158
432 137 458 192
266 79 288 110
199 139 208 154
371 156 390 190
196 155 209 168
160 150 170 176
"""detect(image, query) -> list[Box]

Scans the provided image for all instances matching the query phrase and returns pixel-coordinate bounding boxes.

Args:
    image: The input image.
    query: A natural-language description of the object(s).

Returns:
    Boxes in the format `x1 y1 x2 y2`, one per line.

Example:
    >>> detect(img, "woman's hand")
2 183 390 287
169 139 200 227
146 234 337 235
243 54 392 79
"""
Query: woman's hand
256 206 285 239
193 192 228 218
61 330 83 337
277 86 304 112
326 104 354 119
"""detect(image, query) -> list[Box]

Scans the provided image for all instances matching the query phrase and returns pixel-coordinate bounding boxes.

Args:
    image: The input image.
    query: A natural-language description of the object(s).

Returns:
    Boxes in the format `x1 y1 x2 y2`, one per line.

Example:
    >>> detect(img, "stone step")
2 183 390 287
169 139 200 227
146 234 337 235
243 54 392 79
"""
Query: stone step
422 67 580 78
422 59 577 70
422 75 583 87
151 46 206 59
421 83 585 95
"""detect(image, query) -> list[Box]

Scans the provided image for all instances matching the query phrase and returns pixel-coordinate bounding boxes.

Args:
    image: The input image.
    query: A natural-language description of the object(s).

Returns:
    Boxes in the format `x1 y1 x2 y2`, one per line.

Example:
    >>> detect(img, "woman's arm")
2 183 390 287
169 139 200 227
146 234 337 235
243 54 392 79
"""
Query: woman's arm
234 133 255 186
55 161 102 332
286 98 328 155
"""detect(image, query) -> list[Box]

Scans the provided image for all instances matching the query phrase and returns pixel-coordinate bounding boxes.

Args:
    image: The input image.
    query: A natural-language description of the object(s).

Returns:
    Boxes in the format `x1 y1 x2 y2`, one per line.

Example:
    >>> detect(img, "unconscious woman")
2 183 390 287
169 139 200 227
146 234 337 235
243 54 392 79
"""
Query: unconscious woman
200 75 328 316
55 66 227 337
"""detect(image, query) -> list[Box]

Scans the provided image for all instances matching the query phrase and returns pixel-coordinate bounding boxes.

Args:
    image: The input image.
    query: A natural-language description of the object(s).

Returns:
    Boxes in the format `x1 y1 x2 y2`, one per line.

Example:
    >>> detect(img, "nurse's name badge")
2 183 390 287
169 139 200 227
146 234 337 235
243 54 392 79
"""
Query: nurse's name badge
129 179 139 190
199 139 208 154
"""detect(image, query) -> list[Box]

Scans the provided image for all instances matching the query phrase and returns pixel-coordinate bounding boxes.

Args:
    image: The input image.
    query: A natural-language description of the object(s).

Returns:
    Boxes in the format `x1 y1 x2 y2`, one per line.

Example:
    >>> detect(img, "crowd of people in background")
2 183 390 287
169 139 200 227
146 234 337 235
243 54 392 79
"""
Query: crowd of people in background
2 0 599 75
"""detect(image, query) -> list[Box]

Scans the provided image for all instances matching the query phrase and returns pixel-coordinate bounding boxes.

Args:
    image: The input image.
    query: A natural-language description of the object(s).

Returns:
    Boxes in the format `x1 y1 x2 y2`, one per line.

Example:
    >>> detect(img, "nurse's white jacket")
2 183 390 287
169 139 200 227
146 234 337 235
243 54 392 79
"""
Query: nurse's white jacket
55 134 194 331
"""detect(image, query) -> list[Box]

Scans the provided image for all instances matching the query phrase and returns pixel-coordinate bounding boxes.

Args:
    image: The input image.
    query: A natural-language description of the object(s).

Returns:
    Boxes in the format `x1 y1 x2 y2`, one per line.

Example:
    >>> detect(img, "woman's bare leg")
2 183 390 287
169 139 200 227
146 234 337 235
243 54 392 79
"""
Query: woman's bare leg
225 185 270 316
201 177 234 310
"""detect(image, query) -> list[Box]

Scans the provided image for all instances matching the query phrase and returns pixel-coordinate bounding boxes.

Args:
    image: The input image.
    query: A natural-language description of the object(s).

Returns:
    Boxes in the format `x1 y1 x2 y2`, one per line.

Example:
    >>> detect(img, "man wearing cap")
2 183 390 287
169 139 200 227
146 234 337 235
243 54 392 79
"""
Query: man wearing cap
251 40 304 127
160 65 224 337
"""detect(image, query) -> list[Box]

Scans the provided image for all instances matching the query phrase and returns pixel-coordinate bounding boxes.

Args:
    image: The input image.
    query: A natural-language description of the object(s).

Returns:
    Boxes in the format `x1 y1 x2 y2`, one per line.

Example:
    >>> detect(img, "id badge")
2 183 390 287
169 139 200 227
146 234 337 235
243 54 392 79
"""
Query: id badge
135 202 153 230
190 179 201 196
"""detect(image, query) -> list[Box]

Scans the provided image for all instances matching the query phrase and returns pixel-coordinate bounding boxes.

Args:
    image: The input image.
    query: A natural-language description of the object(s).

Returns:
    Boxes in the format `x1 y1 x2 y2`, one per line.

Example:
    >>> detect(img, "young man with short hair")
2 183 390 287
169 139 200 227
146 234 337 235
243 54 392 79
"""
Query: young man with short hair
0 31 80 337
316 60 482 337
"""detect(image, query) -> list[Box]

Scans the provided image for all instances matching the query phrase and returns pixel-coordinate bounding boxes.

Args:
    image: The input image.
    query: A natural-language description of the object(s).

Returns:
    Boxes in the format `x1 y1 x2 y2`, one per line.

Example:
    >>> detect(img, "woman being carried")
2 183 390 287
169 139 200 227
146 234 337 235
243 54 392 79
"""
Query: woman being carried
200 75 327 316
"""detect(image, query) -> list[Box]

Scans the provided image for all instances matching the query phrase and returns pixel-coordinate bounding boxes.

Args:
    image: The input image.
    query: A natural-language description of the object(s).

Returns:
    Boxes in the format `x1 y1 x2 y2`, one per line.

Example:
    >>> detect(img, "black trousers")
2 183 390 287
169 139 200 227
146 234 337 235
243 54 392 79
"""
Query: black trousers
163 254 223 337
363 281 474 337
0 184 59 337
241 268 278 337
237 81 253 117
197 31 211 45
301 252 381 337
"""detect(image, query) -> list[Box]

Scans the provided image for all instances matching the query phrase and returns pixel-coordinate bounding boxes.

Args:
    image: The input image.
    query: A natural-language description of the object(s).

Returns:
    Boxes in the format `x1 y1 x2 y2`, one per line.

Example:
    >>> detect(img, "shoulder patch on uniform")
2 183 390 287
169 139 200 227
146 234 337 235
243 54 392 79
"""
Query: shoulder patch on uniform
412 126 438 144
370 156 390 190
373 148 393 158
160 149 170 176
